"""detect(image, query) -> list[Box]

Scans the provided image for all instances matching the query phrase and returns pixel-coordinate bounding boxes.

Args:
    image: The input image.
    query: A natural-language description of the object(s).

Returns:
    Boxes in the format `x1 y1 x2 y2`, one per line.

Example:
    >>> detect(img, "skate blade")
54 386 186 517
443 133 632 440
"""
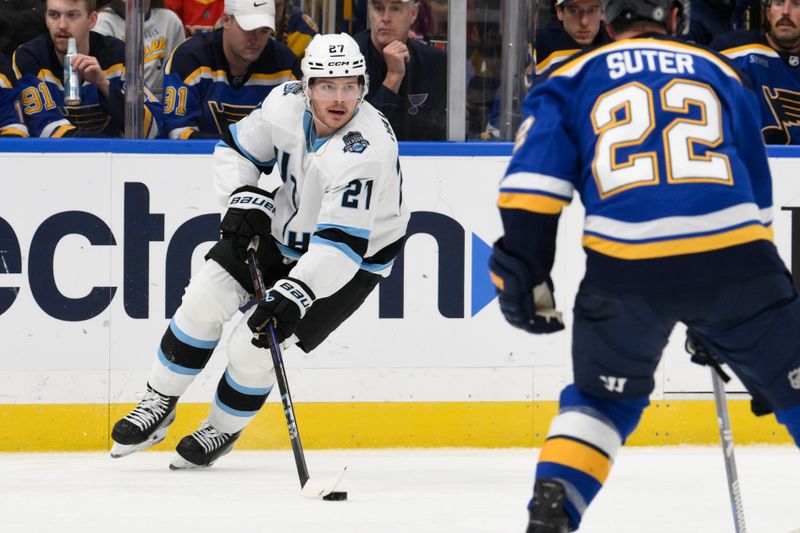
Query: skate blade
168 454 211 470
110 429 168 459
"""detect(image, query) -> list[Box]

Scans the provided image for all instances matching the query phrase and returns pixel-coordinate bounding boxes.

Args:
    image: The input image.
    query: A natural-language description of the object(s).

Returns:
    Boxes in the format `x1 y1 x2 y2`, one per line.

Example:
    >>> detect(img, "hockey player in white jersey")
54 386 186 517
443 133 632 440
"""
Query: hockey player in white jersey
110 32 409 469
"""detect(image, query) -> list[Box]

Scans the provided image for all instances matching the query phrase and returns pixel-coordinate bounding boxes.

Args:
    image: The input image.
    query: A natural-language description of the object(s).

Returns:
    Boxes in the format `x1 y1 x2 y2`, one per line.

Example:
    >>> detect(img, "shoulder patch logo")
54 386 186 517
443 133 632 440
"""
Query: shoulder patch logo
342 131 370 153
283 82 303 95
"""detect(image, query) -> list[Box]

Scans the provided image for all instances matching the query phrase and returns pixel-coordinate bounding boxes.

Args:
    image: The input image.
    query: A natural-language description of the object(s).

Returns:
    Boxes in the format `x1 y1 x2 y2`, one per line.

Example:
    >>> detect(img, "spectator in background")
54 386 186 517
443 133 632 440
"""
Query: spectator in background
0 52 28 136
95 0 185 100
354 0 447 140
165 0 223 36
13 0 161 137
712 0 800 144
0 0 47 58
274 0 318 59
535 0 608 77
482 0 608 140
687 0 737 45
162 0 300 139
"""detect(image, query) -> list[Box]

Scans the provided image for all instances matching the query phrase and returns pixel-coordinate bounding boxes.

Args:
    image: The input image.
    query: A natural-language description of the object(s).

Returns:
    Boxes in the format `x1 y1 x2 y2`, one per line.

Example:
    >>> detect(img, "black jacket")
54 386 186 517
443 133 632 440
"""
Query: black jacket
354 30 447 141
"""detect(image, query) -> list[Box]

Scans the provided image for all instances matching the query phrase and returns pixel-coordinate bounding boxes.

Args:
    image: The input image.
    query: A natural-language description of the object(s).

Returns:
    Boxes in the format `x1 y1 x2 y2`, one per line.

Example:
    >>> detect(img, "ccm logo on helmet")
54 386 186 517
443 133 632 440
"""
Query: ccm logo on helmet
327 61 352 67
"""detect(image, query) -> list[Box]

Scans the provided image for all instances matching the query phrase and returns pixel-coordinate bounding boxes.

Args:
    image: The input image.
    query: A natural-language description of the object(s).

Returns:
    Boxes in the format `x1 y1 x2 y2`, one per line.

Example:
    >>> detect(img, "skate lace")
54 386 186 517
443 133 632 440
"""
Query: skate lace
124 390 171 431
192 421 231 454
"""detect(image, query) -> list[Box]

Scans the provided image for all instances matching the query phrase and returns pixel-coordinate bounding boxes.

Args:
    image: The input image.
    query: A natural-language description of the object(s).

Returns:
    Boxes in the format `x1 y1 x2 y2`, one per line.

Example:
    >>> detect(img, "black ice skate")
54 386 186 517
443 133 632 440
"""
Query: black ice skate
526 479 571 533
110 386 178 458
169 421 242 470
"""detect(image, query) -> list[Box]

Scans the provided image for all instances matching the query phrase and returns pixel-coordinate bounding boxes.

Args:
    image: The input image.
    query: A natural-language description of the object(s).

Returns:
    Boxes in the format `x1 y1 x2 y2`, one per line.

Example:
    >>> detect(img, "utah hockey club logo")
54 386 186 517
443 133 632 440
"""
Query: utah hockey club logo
283 82 303 95
342 131 370 153
600 375 627 393
789 367 800 390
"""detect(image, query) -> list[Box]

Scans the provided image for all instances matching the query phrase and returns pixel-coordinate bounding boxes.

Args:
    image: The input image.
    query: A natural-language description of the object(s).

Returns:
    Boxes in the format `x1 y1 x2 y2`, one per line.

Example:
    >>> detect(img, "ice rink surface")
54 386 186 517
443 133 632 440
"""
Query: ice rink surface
1 446 798 533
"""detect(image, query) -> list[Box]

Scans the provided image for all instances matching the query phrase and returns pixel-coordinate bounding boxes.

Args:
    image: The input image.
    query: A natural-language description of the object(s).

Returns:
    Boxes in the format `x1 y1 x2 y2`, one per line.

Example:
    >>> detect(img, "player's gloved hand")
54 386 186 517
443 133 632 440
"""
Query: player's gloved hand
220 185 276 263
248 278 316 346
489 239 564 334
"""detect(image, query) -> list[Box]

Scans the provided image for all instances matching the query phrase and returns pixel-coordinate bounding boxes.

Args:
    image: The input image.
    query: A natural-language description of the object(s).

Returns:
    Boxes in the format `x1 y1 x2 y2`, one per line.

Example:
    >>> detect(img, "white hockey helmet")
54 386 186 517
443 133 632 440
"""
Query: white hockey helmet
301 33 369 100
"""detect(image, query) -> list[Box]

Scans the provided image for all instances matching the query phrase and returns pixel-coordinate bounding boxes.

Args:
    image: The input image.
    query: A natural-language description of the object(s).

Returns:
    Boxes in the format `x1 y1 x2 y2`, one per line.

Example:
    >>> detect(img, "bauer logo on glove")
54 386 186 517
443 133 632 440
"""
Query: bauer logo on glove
248 277 316 346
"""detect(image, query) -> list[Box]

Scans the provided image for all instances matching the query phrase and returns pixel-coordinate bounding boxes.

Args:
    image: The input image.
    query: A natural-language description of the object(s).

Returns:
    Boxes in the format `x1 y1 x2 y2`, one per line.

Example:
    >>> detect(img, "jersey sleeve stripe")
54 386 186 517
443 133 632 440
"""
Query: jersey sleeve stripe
0 74 11 88
501 172 575 198
103 64 124 79
0 126 29 137
314 226 369 257
583 223 773 260
499 192 570 214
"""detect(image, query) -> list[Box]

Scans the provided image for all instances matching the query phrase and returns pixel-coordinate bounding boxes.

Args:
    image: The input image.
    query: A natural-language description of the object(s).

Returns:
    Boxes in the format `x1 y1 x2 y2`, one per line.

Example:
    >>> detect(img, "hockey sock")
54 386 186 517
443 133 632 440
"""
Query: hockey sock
149 318 218 396
533 385 649 530
210 367 274 434
775 404 800 446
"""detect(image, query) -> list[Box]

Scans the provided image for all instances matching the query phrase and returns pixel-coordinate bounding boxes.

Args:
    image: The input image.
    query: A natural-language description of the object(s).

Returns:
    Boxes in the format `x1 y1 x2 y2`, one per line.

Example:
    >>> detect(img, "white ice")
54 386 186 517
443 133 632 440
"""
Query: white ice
1 447 798 533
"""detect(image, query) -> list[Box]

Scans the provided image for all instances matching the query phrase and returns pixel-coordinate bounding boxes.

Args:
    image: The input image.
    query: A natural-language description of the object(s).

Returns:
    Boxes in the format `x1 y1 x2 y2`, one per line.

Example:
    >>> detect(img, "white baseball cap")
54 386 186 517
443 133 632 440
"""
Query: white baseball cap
224 0 276 31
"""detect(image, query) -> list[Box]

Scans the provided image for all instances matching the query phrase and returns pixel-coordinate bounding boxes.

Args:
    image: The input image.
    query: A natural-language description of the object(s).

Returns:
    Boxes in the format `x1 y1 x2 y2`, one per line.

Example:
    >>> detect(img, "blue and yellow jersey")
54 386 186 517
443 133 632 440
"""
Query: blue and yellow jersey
533 20 610 79
12 32 161 138
0 52 28 137
712 30 800 145
500 35 786 291
162 28 300 139
279 6 318 59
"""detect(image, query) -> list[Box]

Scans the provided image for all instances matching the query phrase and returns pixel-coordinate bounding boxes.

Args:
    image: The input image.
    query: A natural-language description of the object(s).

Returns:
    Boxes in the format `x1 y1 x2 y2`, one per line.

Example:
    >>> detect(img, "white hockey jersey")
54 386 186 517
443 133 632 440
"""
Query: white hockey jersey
95 7 185 100
213 81 409 299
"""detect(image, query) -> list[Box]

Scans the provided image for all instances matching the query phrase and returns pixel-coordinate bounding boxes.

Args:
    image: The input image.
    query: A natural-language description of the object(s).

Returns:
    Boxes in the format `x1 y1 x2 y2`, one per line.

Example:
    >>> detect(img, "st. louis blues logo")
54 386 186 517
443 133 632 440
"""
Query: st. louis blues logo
408 93 428 115
789 367 800 390
342 131 370 153
283 82 303 95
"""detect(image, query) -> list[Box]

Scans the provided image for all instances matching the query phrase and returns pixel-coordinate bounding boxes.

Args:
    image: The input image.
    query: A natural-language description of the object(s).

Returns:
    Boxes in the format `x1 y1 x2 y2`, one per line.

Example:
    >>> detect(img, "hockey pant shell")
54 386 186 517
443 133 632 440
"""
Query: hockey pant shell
535 272 800 529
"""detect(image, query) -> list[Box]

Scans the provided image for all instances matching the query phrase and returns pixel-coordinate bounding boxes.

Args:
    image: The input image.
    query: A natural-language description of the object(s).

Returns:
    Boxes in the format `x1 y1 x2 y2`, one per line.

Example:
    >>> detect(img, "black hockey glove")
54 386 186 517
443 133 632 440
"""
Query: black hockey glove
248 278 316 346
489 239 564 334
220 185 275 264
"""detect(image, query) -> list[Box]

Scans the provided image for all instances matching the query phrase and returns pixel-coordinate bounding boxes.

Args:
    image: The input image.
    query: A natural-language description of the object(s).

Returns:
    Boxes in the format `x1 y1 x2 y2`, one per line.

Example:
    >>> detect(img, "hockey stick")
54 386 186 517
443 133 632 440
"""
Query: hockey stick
686 335 747 533
246 236 347 500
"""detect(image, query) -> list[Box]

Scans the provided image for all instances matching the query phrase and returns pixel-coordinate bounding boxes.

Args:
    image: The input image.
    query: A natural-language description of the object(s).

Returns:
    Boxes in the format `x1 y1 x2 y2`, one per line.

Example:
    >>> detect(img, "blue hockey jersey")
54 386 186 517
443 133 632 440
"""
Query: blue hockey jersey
0 52 27 136
712 30 800 144
161 28 300 139
12 32 161 138
500 35 786 291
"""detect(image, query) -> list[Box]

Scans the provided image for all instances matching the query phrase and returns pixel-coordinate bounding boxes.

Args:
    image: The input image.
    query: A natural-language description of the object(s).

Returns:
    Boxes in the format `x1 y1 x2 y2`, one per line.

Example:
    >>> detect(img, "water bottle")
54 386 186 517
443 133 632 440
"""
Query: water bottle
63 37 81 105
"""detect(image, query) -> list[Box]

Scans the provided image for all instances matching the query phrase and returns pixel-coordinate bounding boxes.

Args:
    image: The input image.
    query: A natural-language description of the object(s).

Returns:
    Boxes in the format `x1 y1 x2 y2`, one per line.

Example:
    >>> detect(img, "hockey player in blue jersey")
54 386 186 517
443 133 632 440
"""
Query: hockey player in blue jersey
0 52 27 137
161 0 301 139
489 0 800 531
12 0 161 138
110 33 408 469
712 0 800 144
